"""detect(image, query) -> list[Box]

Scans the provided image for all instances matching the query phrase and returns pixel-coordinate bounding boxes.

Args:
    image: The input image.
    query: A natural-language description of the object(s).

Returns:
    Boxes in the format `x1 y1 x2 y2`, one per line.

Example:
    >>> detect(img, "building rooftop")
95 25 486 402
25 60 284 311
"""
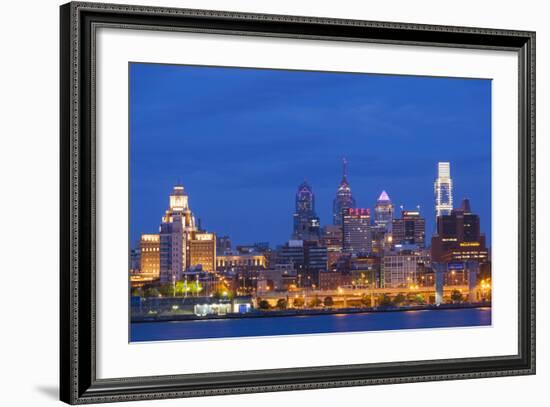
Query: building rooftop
377 190 391 202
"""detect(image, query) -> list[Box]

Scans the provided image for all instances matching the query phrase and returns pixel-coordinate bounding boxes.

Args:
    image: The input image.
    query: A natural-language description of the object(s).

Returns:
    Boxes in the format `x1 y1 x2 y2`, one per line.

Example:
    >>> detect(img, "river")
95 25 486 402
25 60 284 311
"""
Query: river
130 307 491 342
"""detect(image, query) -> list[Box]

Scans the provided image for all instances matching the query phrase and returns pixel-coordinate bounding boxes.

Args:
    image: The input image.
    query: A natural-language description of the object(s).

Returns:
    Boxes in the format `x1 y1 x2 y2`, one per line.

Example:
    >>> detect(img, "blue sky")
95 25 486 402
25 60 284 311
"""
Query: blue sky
130 63 492 248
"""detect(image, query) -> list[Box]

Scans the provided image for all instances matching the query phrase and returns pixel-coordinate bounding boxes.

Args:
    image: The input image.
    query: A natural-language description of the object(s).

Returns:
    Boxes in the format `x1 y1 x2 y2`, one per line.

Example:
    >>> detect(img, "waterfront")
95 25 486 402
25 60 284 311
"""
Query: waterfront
130 307 491 342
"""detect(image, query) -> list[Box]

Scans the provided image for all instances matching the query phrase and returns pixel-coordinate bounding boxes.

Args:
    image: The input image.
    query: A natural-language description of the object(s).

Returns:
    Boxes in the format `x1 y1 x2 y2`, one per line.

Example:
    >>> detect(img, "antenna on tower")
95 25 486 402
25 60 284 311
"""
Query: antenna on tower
342 157 348 180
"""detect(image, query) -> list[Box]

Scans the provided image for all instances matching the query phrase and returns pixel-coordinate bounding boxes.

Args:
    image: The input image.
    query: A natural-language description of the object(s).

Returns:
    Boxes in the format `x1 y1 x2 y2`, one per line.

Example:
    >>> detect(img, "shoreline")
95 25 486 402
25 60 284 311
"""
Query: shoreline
131 302 491 323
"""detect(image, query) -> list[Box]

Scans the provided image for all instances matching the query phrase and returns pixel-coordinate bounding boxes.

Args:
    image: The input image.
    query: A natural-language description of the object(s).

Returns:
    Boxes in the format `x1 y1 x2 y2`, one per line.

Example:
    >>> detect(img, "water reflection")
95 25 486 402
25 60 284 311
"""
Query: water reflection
131 308 491 342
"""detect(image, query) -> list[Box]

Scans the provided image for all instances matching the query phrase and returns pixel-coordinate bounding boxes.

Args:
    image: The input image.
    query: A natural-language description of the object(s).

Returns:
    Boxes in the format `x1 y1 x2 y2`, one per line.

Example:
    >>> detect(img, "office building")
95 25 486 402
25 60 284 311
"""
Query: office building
159 185 197 283
304 240 328 272
277 240 306 271
139 234 160 279
382 252 425 289
276 240 327 288
372 224 395 255
343 208 372 254
392 209 426 247
374 190 394 233
431 198 489 263
434 162 453 220
321 224 343 268
292 181 321 241
382 243 430 288
333 158 356 225
188 232 217 272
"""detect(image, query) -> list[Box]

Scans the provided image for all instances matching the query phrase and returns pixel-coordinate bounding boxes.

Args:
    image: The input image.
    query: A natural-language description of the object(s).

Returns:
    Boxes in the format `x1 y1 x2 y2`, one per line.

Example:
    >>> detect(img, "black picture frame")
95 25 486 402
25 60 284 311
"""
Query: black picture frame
60 2 536 404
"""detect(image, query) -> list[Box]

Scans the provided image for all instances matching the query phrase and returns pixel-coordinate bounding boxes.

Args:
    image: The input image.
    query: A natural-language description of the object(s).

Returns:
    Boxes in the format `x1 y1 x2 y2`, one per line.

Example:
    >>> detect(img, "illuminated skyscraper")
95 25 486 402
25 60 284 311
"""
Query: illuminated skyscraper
392 209 426 247
343 208 372 254
374 190 394 233
159 185 197 283
434 162 453 219
333 158 356 225
292 181 321 241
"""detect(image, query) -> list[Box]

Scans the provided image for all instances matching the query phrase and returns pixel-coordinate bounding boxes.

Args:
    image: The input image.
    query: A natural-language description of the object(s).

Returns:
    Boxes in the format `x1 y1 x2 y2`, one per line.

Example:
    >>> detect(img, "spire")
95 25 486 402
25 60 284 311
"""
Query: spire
333 158 355 225
342 157 348 181
377 190 391 202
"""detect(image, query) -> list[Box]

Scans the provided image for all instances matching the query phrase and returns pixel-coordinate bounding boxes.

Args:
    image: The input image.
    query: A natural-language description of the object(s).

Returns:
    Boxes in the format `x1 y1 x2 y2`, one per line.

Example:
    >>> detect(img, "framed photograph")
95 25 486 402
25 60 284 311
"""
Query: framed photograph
60 1 535 404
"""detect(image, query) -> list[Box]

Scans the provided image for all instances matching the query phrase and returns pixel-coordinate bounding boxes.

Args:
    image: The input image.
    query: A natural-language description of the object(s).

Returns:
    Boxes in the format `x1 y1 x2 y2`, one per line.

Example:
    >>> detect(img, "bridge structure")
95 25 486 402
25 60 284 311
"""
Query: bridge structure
256 285 472 308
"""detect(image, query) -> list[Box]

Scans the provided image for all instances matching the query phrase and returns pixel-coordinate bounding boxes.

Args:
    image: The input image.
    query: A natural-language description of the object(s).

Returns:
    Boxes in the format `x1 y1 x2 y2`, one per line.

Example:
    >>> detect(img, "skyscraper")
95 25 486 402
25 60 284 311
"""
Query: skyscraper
321 224 343 268
159 185 197 283
333 158 356 225
277 240 306 273
434 162 453 219
342 208 372 254
374 190 394 233
292 181 321 241
392 209 426 247
431 198 489 263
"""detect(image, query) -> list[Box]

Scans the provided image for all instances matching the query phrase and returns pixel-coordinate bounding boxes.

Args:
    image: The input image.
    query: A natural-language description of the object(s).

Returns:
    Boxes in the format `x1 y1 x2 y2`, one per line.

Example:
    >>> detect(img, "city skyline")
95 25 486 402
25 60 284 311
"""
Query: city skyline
132 159 488 252
131 158 491 249
130 63 491 247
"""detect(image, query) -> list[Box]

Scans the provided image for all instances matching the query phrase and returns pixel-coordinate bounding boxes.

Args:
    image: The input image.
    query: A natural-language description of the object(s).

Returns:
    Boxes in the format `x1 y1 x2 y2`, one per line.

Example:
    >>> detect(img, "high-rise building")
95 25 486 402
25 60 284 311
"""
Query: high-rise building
188 232 217 272
139 234 160 279
374 190 394 233
381 244 430 288
276 240 327 288
431 198 489 263
277 240 306 273
434 162 453 219
321 225 343 268
382 251 429 289
159 185 197 283
292 181 321 241
343 208 372 254
370 225 392 255
392 209 426 247
333 158 356 225
304 240 328 272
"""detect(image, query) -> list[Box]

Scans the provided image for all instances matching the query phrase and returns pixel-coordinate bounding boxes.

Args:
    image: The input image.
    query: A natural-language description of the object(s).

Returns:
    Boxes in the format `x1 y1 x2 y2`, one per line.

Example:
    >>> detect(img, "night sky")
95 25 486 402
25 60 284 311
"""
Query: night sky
130 63 492 248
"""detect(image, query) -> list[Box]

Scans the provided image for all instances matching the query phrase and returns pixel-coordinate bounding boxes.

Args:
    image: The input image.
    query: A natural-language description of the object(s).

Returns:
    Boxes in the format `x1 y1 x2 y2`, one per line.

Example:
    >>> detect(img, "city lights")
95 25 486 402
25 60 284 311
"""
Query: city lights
130 160 491 321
